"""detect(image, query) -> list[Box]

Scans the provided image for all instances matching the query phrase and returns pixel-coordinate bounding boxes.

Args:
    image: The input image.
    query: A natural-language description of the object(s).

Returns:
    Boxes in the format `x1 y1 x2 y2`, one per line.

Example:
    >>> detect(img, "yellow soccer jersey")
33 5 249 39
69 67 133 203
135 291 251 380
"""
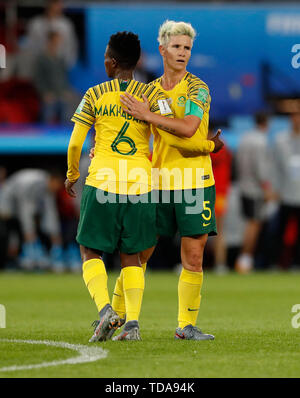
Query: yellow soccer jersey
70 79 172 194
151 72 215 190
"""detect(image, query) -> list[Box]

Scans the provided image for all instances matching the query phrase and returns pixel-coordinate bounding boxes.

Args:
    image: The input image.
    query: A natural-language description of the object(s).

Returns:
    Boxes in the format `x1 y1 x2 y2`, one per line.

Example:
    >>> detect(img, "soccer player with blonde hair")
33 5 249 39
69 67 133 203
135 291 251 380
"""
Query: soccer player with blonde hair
120 20 223 340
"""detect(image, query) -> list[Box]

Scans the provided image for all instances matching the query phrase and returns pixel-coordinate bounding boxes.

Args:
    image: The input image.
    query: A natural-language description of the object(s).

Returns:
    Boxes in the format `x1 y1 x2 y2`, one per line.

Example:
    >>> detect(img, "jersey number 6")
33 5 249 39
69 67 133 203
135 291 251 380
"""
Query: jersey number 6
111 121 137 156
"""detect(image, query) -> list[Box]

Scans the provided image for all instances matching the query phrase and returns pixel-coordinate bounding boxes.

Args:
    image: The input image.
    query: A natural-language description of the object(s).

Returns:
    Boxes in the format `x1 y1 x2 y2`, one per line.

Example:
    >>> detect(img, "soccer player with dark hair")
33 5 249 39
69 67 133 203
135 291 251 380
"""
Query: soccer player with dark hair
65 31 171 341
66 31 215 341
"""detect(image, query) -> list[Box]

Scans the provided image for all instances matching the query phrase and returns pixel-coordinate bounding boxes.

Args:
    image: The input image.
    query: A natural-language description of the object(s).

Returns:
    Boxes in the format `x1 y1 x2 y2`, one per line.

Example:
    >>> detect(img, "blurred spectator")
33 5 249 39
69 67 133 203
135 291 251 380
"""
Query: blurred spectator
235 112 274 274
32 30 78 123
223 182 246 269
210 138 232 274
0 0 78 88
26 0 78 69
0 169 65 272
56 183 81 272
0 4 41 123
271 111 300 269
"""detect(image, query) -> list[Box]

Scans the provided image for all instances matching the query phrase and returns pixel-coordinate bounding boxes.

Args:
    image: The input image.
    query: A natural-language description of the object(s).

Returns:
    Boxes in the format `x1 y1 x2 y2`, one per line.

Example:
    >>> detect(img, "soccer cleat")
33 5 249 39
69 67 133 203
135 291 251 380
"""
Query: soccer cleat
175 324 215 341
112 320 141 341
89 304 121 342
106 316 126 340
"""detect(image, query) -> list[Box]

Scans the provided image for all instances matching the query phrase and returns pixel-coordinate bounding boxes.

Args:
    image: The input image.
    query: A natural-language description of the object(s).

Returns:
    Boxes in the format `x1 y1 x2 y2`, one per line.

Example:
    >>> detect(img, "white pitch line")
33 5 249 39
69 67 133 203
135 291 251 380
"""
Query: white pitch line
0 339 108 372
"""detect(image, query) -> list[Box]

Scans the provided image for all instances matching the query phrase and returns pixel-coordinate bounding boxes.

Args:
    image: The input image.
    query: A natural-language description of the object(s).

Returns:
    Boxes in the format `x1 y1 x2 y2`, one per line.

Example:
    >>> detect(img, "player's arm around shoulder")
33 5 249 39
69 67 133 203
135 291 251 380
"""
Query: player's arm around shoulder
120 91 199 138
119 80 223 154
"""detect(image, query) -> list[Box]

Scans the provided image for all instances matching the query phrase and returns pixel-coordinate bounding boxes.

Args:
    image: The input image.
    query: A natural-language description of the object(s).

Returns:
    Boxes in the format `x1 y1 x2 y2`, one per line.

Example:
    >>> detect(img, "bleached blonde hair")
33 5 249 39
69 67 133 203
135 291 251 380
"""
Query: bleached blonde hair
158 20 196 47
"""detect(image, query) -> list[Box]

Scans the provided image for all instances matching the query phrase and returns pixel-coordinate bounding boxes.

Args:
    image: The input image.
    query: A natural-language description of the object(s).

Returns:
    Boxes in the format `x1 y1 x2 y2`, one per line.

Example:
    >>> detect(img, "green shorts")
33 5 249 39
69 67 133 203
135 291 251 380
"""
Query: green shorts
76 185 157 254
156 186 217 237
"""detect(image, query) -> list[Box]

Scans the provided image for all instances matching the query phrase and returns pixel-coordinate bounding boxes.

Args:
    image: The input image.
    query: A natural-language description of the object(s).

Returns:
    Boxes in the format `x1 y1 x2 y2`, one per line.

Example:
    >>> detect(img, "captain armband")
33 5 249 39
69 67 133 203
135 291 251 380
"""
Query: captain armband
184 100 204 119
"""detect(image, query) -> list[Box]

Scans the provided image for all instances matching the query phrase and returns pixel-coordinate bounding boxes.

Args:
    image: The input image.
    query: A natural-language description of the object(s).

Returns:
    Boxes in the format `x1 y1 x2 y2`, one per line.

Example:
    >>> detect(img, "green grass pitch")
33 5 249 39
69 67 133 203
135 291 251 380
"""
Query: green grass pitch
0 270 300 378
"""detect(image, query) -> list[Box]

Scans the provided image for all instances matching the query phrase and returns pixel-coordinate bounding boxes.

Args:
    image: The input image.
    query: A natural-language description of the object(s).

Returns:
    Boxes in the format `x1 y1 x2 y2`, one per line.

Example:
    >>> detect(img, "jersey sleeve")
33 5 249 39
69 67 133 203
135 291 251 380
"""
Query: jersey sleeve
156 127 215 154
185 78 210 120
71 88 96 127
67 122 90 182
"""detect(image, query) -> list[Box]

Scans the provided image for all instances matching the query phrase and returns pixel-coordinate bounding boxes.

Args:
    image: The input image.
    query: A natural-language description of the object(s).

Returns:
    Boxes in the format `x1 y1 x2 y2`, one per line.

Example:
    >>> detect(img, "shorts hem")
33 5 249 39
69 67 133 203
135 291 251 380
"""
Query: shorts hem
180 228 217 237
77 237 158 255
120 238 158 254
76 237 115 254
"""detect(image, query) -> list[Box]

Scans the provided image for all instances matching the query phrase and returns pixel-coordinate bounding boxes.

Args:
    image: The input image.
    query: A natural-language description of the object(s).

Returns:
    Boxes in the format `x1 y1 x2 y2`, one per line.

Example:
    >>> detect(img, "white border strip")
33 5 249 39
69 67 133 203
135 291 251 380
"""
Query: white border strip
0 339 107 372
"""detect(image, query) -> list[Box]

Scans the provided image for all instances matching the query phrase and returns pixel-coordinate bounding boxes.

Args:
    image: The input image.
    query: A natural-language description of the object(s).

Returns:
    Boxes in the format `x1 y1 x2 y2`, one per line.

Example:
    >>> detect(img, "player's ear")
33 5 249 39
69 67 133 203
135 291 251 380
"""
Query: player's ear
158 45 165 57
111 58 118 68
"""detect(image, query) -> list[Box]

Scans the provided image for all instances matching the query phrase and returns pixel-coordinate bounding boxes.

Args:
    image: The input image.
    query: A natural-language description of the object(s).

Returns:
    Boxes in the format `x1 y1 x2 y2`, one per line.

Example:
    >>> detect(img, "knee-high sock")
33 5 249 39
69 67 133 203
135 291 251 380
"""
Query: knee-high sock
122 266 145 322
82 258 109 313
111 263 147 319
178 268 203 329
111 269 126 319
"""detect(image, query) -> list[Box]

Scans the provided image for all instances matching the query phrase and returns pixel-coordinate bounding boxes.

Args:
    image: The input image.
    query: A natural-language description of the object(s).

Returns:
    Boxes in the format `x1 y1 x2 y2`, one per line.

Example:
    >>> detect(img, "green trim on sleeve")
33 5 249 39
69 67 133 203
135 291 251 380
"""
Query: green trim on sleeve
184 99 204 119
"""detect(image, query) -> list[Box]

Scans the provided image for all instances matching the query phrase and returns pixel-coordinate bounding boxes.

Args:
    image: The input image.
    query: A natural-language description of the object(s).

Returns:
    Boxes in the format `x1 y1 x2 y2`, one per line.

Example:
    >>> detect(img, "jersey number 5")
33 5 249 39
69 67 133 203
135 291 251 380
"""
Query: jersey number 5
111 121 137 156
201 200 212 221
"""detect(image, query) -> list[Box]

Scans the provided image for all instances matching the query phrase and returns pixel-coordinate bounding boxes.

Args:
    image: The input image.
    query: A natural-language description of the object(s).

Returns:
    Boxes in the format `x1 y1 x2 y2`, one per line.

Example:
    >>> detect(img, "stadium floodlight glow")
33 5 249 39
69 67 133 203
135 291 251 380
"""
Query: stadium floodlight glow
0 305 6 328
0 44 6 69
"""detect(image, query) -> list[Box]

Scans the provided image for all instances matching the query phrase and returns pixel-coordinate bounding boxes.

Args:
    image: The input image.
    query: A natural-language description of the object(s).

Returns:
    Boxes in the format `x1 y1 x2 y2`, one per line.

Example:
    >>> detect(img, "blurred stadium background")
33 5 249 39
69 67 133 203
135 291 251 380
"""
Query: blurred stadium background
1 0 300 274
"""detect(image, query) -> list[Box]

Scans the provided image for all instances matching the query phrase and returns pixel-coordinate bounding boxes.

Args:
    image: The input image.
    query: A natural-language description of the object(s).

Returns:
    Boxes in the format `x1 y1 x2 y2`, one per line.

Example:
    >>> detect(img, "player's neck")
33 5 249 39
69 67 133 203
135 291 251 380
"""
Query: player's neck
114 70 134 81
161 66 187 91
